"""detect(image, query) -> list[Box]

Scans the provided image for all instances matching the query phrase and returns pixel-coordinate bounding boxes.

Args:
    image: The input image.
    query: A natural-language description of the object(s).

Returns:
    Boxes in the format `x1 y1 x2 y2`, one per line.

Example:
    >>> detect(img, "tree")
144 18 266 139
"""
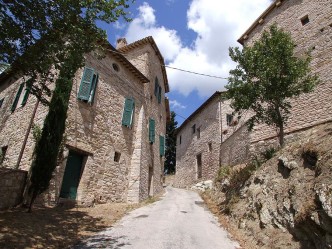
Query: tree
165 111 177 174
0 0 133 211
226 24 319 147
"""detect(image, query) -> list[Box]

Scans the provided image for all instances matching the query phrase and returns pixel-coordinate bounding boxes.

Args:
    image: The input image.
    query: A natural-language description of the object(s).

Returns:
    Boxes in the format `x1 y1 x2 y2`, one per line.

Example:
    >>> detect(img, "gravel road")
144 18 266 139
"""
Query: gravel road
74 187 240 249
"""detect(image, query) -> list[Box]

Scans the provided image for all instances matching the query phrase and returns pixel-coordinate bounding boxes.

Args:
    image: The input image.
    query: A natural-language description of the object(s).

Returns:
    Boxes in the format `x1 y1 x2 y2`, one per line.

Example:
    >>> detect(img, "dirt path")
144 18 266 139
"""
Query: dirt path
75 187 240 249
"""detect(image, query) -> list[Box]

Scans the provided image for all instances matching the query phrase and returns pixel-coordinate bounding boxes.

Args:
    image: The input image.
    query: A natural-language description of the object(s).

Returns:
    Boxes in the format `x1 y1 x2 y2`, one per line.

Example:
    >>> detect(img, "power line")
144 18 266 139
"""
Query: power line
164 65 228 80
108 49 228 80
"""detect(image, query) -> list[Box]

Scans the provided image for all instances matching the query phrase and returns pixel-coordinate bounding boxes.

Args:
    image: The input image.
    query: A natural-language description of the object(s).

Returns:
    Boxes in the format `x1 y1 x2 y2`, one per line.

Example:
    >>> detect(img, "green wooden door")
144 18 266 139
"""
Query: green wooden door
60 151 84 199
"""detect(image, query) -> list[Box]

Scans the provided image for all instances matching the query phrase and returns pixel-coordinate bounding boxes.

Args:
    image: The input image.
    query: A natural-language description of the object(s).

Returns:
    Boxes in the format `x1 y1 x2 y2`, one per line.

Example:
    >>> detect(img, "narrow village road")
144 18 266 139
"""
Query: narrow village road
74 187 240 249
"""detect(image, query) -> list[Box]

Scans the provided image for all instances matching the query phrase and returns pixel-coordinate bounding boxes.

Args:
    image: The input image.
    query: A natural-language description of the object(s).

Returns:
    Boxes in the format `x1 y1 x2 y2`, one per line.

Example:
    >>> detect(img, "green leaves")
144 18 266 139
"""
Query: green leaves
226 24 319 146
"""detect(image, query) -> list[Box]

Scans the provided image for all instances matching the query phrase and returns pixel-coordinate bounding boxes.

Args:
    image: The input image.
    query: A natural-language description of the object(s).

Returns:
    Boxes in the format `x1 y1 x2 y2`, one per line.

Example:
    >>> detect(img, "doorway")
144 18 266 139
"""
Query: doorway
60 151 84 199
196 153 202 179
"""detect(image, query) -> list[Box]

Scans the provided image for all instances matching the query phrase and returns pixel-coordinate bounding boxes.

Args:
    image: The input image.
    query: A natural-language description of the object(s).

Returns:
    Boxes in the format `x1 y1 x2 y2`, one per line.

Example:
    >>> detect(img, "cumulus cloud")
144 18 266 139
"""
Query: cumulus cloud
124 0 272 97
125 2 182 61
169 99 186 110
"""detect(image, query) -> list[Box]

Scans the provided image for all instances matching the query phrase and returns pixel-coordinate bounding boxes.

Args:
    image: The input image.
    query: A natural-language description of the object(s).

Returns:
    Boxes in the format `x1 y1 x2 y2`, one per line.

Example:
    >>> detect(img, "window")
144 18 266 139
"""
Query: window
11 83 24 112
154 77 162 104
179 135 182 145
149 118 155 143
114 151 121 162
301 15 309 26
208 142 212 152
122 98 135 128
112 63 120 72
159 135 165 157
197 127 201 139
0 146 7 165
0 98 4 108
21 79 33 106
226 114 233 126
192 124 196 134
77 67 98 104
196 154 202 179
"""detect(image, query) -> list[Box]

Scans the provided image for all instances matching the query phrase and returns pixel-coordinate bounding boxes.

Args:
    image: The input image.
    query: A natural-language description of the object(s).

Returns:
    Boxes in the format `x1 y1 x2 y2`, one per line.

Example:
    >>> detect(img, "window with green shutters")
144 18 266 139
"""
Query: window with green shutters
158 85 162 103
78 67 98 104
154 77 159 97
21 79 33 106
154 77 163 104
122 98 135 128
11 83 24 112
149 118 155 143
159 135 165 156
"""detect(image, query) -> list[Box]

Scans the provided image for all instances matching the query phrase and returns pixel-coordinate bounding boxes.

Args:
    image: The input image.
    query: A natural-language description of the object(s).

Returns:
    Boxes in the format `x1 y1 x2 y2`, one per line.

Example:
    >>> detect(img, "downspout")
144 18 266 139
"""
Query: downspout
219 95 223 168
15 97 40 169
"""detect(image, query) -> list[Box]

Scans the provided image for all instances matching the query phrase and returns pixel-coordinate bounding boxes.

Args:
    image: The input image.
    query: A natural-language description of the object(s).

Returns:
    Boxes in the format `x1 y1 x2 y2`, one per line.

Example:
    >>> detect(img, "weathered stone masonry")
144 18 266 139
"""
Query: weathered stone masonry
0 36 169 208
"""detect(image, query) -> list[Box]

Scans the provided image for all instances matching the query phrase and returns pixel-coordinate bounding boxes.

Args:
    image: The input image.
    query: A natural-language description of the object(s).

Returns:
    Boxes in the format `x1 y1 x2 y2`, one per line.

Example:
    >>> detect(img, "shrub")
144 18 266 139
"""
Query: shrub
215 165 231 182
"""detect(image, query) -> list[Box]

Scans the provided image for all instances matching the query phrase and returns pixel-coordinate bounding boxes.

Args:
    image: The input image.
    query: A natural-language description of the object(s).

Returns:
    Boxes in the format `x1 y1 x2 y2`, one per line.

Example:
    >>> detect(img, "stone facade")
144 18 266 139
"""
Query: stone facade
175 0 332 188
0 168 27 209
239 0 332 144
174 92 247 188
0 36 169 206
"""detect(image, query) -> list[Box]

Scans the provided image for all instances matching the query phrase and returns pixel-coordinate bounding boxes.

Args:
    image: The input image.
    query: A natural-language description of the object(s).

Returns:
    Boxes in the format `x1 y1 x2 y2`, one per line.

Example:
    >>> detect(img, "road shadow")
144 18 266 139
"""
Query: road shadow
0 206 108 249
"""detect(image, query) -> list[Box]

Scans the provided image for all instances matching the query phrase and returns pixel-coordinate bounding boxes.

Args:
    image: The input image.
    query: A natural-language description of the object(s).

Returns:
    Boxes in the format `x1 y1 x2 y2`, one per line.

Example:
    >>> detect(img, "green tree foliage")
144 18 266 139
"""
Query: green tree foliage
226 24 319 147
165 111 177 174
0 0 133 211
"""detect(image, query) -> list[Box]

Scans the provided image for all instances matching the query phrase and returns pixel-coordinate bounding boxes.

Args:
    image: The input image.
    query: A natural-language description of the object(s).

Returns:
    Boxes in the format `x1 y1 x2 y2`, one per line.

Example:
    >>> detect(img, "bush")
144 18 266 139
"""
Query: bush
215 165 231 182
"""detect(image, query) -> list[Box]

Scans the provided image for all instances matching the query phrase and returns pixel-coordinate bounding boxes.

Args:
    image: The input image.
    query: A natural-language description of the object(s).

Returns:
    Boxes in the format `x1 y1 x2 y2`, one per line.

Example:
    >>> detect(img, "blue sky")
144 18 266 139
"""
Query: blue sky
101 0 273 125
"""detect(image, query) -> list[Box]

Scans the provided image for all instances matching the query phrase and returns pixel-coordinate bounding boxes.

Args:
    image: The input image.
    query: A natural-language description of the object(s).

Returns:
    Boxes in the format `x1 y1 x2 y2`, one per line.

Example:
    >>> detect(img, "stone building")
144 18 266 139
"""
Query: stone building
175 0 332 188
0 36 169 207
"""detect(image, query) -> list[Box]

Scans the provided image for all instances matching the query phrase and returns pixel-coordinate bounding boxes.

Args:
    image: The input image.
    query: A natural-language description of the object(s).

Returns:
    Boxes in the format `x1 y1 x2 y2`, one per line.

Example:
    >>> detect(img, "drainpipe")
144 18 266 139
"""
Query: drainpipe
219 96 223 168
15 97 40 169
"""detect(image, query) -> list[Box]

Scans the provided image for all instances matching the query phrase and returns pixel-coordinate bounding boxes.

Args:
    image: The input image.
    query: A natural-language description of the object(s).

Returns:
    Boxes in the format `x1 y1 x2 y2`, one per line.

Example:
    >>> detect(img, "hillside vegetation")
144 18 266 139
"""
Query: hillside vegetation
205 122 332 249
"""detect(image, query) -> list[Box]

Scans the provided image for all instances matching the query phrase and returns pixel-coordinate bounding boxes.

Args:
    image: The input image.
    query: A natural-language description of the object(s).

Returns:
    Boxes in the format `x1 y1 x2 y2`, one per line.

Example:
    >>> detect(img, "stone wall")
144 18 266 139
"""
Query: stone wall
0 168 27 209
220 124 250 167
243 0 332 144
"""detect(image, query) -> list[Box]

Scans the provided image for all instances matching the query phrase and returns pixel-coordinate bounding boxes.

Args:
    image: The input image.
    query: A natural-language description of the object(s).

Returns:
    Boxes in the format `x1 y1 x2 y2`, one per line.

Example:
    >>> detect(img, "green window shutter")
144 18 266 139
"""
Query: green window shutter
78 67 94 101
88 73 98 104
21 79 33 106
159 135 165 156
158 85 162 104
122 98 135 127
11 83 24 112
149 118 155 143
154 78 159 97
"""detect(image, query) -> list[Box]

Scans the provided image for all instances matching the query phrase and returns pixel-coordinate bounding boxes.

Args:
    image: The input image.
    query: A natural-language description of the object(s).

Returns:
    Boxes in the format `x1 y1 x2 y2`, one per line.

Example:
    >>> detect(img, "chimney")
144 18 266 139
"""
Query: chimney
116 38 127 49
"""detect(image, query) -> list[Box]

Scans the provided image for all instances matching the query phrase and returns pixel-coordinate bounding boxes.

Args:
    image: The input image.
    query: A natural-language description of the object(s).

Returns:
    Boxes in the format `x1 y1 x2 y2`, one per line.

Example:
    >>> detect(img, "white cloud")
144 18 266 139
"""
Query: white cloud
169 99 186 110
124 0 272 97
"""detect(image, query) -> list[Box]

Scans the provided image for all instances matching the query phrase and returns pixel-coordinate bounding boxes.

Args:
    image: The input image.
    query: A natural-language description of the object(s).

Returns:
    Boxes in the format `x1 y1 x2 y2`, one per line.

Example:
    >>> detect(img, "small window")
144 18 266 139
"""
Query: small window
112 63 120 72
179 135 182 145
0 98 4 108
226 114 233 126
197 127 201 139
208 142 212 152
301 15 309 26
0 146 8 164
192 124 196 134
114 151 121 162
